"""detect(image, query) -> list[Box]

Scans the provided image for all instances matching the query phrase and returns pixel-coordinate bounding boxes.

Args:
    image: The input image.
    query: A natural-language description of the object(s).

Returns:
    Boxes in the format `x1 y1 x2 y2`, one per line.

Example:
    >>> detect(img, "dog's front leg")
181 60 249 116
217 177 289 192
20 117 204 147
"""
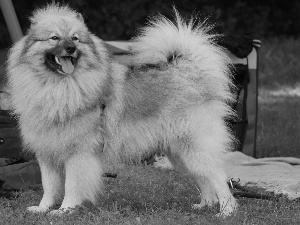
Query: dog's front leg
50 151 103 214
27 158 63 213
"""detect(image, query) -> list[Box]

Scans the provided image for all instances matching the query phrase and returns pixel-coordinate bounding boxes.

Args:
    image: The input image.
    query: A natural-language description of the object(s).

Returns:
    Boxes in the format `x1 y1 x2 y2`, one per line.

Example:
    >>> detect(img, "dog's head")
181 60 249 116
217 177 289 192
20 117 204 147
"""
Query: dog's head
19 4 104 76
43 36 79 75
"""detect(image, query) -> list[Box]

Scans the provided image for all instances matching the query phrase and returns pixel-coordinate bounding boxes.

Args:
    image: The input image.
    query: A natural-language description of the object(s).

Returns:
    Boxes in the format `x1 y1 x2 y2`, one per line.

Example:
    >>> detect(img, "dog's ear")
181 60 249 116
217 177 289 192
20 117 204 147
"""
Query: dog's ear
76 13 84 22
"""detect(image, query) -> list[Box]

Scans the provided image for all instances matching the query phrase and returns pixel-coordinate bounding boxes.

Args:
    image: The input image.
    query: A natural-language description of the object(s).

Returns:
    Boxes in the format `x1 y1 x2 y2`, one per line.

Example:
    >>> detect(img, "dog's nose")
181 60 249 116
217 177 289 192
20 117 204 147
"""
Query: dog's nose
65 46 76 54
63 41 76 54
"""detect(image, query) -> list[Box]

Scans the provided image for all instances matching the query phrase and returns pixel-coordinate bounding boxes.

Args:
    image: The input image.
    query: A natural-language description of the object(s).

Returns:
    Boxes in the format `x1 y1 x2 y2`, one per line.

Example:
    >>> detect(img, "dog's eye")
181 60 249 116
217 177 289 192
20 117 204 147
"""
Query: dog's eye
50 36 59 40
72 36 79 41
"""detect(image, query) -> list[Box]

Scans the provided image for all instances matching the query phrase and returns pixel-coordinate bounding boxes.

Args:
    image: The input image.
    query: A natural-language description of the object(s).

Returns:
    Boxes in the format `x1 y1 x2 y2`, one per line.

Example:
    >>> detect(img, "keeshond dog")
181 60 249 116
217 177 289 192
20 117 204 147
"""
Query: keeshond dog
7 4 238 216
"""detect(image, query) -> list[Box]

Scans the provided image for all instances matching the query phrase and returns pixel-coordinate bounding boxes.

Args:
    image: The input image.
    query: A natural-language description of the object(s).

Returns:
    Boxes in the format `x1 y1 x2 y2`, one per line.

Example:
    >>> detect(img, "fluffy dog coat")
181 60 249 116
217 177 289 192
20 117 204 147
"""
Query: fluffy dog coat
7 4 237 216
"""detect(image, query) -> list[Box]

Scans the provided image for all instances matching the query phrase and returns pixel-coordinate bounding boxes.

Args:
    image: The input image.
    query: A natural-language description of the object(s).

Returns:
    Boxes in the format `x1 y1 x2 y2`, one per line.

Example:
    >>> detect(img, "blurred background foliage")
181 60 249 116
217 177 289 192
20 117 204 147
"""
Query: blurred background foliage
1 0 300 48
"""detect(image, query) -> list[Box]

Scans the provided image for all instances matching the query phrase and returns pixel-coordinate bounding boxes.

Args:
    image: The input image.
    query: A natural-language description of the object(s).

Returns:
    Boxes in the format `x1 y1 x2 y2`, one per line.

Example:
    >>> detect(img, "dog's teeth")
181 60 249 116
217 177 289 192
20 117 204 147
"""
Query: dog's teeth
55 56 61 65
57 70 66 75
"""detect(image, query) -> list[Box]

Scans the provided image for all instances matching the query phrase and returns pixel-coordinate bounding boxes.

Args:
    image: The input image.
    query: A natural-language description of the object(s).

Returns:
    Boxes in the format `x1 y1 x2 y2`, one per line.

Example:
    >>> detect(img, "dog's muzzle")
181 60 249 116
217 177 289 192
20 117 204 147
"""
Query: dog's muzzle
45 43 79 75
46 53 78 75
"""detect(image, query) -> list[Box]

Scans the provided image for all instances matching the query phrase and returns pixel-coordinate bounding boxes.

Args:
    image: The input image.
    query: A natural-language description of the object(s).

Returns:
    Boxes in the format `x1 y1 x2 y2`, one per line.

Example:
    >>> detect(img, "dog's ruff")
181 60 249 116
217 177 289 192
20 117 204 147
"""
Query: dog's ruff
7 4 238 216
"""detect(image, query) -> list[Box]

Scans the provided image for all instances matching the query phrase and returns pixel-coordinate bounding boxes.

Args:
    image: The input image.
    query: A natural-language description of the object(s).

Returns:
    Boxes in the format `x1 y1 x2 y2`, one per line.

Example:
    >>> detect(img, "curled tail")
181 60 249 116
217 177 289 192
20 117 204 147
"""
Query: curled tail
132 9 233 103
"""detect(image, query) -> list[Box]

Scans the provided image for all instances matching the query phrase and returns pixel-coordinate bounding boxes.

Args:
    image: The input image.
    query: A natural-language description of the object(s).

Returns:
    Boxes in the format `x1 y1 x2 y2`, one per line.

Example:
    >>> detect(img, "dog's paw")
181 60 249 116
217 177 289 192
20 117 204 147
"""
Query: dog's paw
215 210 235 218
153 155 174 170
216 199 238 217
192 203 210 210
27 206 50 213
49 207 74 216
192 198 216 209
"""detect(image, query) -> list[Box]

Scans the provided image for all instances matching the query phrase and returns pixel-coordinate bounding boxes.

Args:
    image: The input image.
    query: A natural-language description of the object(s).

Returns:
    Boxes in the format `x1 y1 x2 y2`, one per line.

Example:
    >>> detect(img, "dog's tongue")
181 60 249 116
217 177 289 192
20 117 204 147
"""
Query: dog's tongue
60 57 74 74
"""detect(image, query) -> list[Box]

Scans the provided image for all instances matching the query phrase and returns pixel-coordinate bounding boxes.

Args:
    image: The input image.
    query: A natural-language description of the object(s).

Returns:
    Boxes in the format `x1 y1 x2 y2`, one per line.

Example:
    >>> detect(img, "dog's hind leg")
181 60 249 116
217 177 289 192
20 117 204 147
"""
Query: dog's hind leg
186 151 237 217
27 159 63 213
169 116 238 216
50 151 103 214
170 139 237 217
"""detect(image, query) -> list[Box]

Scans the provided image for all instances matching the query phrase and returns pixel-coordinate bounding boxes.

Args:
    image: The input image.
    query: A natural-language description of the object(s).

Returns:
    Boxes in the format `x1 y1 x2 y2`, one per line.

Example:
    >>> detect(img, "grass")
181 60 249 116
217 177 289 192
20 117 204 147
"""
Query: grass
256 37 300 158
1 165 300 225
257 92 300 158
259 37 300 88
1 37 300 224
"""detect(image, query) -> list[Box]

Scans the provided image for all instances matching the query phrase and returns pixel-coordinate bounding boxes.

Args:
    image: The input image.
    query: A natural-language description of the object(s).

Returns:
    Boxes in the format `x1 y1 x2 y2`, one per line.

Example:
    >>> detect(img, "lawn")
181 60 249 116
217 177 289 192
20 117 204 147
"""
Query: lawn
256 37 300 158
1 37 300 224
257 91 300 158
1 165 300 224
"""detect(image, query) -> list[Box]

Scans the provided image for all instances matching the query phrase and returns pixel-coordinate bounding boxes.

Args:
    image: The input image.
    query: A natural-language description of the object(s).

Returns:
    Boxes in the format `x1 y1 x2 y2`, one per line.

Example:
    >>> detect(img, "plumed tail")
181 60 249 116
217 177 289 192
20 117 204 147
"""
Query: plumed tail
132 9 234 104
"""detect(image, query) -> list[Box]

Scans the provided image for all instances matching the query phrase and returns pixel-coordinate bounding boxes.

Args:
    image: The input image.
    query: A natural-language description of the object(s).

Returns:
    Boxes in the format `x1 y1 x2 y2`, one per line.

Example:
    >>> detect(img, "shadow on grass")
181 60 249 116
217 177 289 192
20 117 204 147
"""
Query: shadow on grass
100 165 205 213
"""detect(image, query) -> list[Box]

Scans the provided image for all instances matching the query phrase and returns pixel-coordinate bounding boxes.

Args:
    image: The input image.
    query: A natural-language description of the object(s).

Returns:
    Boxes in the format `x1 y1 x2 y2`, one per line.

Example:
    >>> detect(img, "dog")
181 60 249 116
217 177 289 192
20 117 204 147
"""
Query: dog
7 4 238 216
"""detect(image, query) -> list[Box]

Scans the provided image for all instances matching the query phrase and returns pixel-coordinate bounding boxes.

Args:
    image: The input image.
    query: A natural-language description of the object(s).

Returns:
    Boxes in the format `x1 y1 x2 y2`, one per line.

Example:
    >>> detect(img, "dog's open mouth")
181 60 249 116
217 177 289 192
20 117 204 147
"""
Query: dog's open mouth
46 54 78 75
